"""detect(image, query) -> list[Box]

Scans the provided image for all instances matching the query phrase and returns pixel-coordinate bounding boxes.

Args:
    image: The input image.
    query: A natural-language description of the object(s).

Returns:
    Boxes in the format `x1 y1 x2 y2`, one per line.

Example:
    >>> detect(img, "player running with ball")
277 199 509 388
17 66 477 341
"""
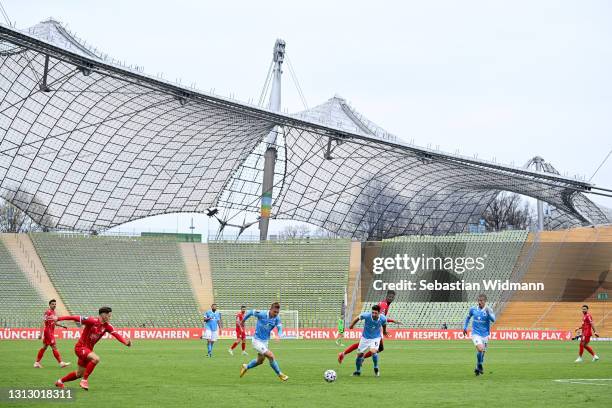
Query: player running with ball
463 294 495 376
338 290 399 363
53 306 131 390
349 304 388 377
239 302 289 381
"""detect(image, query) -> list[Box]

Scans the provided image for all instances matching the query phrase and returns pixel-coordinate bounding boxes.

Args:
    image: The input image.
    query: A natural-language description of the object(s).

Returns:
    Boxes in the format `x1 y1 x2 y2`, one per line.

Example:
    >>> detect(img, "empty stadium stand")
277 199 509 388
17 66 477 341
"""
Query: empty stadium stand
499 226 612 335
0 239 44 327
208 239 351 328
360 231 529 328
30 234 201 327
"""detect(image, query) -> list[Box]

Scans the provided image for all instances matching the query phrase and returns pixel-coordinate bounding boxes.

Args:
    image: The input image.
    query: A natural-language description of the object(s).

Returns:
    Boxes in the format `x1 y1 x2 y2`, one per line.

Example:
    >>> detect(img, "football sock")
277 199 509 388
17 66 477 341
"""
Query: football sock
356 355 364 372
372 353 379 369
476 351 484 366
585 345 595 356
364 351 373 359
83 360 98 380
207 342 213 354
52 349 62 363
343 343 359 355
36 348 45 362
269 360 281 375
579 343 584 356
241 342 246 351
230 341 239 350
60 371 78 383
247 359 258 369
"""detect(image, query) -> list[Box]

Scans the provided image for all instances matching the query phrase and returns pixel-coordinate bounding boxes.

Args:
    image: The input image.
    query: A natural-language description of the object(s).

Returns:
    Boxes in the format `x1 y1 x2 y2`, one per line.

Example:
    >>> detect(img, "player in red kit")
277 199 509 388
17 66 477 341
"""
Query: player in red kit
228 305 248 356
53 306 131 391
574 304 600 363
34 299 70 368
338 290 400 363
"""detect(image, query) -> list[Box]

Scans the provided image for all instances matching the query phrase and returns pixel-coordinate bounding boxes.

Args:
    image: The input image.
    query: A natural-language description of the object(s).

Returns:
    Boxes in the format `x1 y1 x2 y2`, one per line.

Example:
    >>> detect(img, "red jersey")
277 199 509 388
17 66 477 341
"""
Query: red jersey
581 313 594 336
377 300 395 323
235 312 246 330
43 309 56 336
58 316 128 349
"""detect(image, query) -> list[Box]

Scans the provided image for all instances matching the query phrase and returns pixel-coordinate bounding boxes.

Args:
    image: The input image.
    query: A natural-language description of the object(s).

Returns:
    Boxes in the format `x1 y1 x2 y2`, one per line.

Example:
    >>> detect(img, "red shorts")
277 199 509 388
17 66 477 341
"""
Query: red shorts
75 345 93 367
43 333 56 346
581 334 591 345
236 328 246 340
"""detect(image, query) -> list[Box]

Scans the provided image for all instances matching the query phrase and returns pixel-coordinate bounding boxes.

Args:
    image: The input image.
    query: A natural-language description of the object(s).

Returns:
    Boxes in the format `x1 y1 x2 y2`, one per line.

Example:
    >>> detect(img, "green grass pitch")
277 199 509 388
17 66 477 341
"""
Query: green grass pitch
0 339 610 407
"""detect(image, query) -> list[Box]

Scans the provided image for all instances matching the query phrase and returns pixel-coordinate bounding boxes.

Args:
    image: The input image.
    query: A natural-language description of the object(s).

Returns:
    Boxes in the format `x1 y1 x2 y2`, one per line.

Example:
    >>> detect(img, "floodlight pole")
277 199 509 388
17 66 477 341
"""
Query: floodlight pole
259 39 285 241
533 156 545 231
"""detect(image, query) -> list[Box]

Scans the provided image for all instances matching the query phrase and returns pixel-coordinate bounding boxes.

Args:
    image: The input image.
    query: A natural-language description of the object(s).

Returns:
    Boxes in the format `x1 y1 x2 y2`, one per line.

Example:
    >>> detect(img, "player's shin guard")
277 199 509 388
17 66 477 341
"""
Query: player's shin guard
246 359 259 369
584 345 595 356
269 360 281 375
343 342 359 355
36 348 45 362
60 371 79 383
83 360 98 380
355 355 364 373
372 353 379 369
52 349 62 363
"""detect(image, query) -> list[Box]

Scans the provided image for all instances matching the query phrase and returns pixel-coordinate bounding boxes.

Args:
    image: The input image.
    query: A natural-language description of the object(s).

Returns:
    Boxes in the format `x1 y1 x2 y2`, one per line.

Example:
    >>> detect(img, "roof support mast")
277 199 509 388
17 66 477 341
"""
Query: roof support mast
533 156 545 231
259 39 285 241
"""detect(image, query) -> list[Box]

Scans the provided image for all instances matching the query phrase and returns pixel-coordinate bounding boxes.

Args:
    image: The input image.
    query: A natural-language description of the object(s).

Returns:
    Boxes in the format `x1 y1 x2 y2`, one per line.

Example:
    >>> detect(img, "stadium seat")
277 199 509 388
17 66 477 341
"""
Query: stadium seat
30 234 201 327
208 239 350 328
0 239 44 327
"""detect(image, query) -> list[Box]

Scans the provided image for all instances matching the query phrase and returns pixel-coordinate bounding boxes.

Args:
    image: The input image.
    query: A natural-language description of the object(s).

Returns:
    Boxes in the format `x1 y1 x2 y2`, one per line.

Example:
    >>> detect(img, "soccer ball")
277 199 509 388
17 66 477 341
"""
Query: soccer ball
324 369 337 382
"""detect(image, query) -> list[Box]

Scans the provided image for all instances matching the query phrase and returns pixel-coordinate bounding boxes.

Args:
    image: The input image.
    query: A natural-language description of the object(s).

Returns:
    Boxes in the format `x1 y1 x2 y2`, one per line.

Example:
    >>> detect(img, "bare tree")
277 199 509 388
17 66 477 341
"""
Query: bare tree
279 223 311 239
0 199 41 232
0 190 52 233
356 177 409 241
483 192 534 231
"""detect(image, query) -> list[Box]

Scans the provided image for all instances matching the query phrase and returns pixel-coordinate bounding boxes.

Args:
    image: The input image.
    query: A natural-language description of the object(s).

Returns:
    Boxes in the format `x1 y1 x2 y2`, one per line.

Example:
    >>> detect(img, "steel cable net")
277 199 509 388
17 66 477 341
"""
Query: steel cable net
269 126 608 240
0 20 608 237
0 41 273 231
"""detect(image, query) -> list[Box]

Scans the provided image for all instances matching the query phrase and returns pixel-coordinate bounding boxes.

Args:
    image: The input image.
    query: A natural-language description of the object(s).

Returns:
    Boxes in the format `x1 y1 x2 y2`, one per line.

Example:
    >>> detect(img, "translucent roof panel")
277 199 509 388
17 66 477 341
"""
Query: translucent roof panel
0 21 608 237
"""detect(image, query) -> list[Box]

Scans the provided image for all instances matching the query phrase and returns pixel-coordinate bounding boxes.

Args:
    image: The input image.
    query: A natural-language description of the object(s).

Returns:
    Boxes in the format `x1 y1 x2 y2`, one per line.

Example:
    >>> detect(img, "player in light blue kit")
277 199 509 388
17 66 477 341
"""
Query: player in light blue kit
203 303 222 357
349 304 388 377
463 294 496 376
239 302 289 381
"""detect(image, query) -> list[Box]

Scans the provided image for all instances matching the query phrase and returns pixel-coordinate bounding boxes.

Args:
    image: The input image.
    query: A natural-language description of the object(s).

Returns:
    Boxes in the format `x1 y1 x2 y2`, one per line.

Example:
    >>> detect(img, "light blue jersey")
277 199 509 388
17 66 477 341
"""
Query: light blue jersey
204 310 221 331
243 310 282 341
359 312 387 339
463 306 496 337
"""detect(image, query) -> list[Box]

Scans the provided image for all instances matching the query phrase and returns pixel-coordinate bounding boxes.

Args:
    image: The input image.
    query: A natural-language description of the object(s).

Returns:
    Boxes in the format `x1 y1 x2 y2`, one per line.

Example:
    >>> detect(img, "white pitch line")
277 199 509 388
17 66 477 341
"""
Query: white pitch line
554 379 612 386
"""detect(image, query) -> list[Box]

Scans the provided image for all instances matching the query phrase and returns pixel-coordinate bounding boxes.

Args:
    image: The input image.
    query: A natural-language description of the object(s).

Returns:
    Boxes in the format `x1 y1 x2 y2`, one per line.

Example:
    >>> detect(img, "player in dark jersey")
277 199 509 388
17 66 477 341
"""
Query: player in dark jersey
574 304 599 363
338 290 401 363
53 306 131 390
34 299 70 368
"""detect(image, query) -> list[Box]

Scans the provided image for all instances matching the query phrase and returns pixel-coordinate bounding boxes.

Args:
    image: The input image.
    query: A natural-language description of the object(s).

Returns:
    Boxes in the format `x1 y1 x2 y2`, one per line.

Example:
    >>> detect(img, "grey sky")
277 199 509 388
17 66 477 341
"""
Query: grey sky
5 0 612 237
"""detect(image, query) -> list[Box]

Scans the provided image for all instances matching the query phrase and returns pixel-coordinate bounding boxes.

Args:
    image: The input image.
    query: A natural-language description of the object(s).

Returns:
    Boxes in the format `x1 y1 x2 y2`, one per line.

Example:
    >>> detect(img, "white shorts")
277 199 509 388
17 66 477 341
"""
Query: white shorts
472 334 489 348
203 329 218 341
252 338 269 354
358 337 381 353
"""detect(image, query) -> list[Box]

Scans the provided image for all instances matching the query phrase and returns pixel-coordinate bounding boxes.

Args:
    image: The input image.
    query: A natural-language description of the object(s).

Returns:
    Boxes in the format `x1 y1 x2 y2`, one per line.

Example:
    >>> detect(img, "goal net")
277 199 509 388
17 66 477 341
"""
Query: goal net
217 309 300 339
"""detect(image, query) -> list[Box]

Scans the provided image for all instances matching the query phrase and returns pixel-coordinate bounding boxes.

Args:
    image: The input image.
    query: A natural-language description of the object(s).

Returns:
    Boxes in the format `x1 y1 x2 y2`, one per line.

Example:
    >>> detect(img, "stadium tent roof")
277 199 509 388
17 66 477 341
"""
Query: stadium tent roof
0 20 609 238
